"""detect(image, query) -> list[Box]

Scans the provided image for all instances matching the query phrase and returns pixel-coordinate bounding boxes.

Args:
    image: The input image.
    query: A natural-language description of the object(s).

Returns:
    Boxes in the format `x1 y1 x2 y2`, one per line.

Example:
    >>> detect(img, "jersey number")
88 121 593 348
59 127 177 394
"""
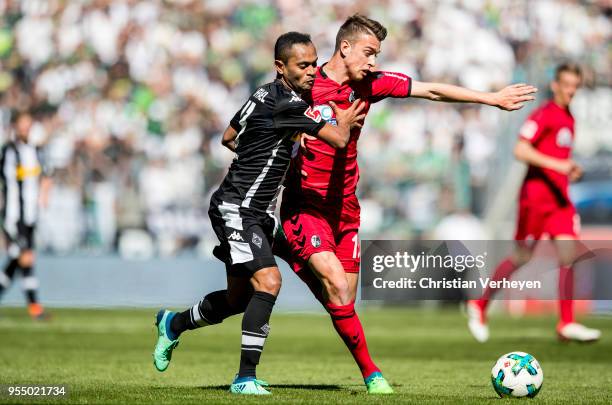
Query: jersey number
236 100 256 146
352 234 360 259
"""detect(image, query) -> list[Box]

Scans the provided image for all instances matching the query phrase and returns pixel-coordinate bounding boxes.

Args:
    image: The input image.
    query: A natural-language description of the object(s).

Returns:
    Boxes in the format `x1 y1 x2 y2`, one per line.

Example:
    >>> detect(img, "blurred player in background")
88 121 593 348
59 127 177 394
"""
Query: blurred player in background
276 14 538 394
0 111 52 320
467 63 601 343
152 32 364 395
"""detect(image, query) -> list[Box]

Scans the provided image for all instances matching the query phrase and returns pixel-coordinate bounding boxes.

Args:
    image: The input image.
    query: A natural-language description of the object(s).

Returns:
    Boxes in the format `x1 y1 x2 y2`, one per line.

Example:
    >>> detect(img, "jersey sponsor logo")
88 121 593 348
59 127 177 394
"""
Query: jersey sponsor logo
311 235 321 248
228 231 244 241
252 232 263 248
15 165 42 180
519 120 539 140
253 88 269 103
556 127 573 147
303 106 322 123
313 104 336 125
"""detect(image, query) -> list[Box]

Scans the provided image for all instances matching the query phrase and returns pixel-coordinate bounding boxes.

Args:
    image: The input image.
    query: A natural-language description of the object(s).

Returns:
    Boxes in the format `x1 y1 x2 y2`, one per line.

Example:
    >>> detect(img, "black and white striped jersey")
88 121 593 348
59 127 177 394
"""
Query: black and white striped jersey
0 140 44 237
210 79 325 226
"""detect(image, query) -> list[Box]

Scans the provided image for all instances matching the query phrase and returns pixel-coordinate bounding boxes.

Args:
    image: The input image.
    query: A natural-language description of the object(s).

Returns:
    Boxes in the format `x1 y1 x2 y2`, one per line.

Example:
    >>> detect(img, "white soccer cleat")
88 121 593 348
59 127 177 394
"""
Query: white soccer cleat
466 300 489 343
557 322 601 342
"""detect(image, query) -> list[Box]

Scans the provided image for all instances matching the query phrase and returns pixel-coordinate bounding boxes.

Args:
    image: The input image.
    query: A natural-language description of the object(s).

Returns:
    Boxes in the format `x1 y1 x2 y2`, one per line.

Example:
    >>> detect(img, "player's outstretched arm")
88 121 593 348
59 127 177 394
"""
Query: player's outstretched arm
410 81 538 111
316 99 365 148
514 139 582 180
221 125 238 152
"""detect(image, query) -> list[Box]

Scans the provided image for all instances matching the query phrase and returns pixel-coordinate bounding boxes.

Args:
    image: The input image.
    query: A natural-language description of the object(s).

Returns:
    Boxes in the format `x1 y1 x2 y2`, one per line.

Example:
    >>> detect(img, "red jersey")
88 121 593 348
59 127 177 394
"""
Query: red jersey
285 65 412 204
518 101 575 209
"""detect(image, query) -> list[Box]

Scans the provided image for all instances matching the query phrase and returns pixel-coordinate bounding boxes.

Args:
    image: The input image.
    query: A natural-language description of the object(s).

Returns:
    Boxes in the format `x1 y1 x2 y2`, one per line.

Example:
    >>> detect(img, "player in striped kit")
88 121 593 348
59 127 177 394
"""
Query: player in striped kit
0 111 52 320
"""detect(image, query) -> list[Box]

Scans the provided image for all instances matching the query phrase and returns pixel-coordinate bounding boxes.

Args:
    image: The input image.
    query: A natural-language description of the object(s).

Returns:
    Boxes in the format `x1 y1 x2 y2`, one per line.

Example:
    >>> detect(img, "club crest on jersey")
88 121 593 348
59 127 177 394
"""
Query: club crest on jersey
311 235 321 248
252 232 263 249
313 104 337 126
556 127 573 147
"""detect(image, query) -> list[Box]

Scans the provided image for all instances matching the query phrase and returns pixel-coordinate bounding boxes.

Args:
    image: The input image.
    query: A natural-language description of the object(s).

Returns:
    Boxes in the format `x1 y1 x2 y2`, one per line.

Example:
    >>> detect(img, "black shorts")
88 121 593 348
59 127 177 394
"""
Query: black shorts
209 203 277 275
3 223 35 258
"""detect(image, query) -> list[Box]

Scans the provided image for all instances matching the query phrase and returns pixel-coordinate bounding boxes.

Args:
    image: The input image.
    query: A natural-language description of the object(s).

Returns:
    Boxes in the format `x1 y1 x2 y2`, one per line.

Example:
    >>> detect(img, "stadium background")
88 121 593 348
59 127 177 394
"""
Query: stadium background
0 0 610 310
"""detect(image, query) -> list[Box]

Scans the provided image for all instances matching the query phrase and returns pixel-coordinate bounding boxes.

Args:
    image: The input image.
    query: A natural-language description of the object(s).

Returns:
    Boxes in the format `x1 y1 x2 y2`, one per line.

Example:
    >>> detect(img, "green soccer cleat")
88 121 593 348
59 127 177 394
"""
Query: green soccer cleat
229 376 271 395
153 309 179 372
365 372 394 394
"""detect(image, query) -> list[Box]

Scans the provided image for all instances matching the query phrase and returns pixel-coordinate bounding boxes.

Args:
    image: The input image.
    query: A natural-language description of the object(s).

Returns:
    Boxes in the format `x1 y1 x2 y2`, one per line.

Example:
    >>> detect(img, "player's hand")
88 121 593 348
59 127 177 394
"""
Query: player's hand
569 162 583 182
493 84 538 111
331 99 366 129
555 159 580 177
300 133 317 149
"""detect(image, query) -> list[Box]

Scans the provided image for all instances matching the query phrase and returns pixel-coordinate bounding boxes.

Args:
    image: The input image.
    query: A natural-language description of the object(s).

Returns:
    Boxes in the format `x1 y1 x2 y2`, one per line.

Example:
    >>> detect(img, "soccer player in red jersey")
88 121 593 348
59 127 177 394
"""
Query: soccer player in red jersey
467 63 601 343
276 14 538 393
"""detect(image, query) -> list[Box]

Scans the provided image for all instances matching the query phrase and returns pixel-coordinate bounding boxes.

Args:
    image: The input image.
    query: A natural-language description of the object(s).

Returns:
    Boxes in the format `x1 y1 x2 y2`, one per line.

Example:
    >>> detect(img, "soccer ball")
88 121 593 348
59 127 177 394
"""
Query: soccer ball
491 351 543 398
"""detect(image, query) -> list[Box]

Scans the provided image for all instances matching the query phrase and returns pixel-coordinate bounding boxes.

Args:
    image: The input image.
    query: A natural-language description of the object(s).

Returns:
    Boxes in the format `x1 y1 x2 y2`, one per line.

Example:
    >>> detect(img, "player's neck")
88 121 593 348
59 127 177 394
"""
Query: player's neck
324 54 351 85
278 76 303 96
552 97 569 111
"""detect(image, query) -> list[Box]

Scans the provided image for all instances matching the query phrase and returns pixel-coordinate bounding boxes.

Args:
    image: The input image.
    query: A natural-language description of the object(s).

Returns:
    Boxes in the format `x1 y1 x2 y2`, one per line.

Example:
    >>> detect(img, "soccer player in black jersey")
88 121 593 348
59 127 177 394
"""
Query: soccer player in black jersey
152 32 364 395
0 111 52 320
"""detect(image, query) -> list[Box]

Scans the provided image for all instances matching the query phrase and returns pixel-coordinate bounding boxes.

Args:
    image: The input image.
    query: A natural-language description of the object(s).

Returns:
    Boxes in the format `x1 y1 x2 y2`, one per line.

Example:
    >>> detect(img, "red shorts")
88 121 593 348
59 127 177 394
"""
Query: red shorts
515 202 580 242
280 193 361 273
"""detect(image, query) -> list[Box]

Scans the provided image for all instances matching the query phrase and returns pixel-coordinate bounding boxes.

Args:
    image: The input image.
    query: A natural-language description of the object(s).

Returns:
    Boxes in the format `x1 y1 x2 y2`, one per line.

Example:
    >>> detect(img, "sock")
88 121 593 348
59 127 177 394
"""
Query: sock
478 258 518 311
325 301 380 379
0 259 19 296
20 266 39 304
558 265 574 326
238 291 276 378
170 290 244 339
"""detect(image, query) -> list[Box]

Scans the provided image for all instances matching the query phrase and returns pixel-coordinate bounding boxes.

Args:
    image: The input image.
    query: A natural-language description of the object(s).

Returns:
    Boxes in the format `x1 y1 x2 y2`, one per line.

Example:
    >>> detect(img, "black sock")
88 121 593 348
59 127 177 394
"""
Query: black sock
238 291 276 378
0 259 19 296
170 290 245 338
20 266 38 304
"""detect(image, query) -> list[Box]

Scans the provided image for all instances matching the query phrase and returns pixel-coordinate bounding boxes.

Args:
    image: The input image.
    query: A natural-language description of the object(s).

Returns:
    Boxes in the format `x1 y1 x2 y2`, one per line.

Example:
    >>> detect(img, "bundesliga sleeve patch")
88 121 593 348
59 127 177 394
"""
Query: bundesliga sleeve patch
304 106 322 123
519 120 538 140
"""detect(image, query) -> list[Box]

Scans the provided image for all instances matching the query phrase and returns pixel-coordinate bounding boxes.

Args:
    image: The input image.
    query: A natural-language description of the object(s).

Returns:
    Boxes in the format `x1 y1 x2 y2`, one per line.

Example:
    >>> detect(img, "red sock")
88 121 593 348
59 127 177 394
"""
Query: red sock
325 301 379 379
478 258 518 311
558 265 574 326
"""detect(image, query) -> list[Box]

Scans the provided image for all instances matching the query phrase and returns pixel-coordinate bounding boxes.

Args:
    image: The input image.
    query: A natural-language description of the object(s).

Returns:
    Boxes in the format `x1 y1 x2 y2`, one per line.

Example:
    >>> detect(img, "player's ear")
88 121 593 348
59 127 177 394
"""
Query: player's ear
339 39 352 57
274 59 285 76
550 80 558 94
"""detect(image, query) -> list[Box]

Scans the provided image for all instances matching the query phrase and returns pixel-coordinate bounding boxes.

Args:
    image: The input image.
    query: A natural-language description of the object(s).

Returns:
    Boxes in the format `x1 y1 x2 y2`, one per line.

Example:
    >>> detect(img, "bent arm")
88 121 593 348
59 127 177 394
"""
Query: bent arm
316 122 350 149
514 139 567 174
221 125 238 152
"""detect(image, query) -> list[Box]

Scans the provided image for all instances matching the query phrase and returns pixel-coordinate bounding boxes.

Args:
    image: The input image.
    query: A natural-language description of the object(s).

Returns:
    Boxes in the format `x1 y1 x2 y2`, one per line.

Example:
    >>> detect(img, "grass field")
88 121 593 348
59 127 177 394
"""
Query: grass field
0 306 611 404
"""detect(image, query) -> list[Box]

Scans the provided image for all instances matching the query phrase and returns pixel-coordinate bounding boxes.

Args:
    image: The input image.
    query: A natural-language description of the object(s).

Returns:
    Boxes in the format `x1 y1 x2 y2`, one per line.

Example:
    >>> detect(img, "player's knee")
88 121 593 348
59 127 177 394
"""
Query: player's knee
555 238 577 267
252 268 282 295
18 251 35 268
513 248 533 267
324 276 351 305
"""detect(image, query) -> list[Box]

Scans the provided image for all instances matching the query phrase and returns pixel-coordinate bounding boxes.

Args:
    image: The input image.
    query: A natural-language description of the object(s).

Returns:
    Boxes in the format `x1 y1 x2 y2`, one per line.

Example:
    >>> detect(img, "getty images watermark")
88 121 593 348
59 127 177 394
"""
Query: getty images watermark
360 240 612 301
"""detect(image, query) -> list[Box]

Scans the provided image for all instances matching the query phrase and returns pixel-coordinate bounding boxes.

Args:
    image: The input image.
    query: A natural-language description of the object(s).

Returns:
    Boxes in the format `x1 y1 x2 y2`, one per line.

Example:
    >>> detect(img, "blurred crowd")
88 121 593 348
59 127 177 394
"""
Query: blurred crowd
0 0 610 256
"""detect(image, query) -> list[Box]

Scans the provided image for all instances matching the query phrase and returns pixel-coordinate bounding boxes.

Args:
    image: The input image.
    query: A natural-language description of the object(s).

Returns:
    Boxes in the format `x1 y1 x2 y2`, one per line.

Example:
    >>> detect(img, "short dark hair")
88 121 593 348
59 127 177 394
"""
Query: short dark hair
555 63 582 81
10 110 31 125
335 14 387 52
274 32 312 63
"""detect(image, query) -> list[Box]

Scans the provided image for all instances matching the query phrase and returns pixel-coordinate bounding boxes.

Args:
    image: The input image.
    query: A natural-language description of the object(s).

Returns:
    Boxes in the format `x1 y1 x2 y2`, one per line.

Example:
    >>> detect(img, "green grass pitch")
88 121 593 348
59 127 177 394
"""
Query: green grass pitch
0 307 610 404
